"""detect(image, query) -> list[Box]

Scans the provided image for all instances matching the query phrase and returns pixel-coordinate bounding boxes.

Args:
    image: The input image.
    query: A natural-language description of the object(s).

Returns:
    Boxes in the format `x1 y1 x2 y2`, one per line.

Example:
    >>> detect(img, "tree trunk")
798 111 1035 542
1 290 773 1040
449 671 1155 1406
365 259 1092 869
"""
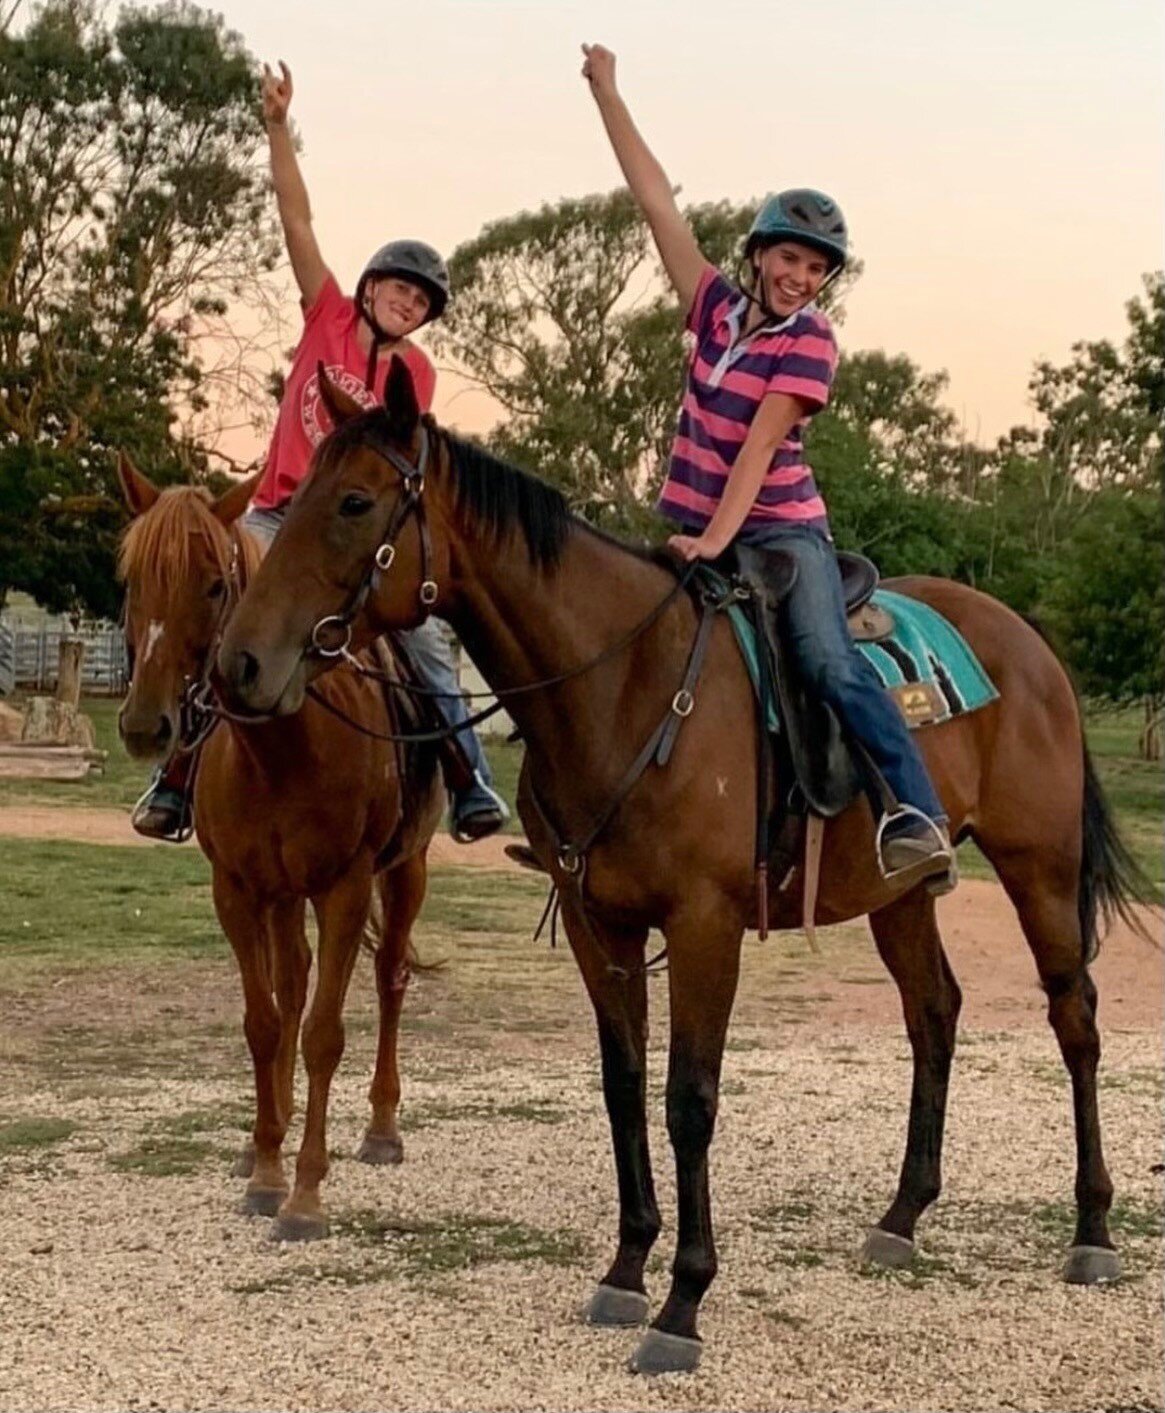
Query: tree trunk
56 636 85 708
1139 696 1162 763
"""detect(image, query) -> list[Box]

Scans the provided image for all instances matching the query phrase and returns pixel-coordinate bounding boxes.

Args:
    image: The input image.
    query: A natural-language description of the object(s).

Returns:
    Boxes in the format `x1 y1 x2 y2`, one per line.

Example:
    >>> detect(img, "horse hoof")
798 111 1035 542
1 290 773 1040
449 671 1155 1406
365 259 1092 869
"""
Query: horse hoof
1063 1244 1122 1285
628 1328 702 1376
239 1186 287 1218
272 1211 329 1243
231 1144 255 1179
357 1134 404 1166
860 1227 915 1269
581 1283 649 1327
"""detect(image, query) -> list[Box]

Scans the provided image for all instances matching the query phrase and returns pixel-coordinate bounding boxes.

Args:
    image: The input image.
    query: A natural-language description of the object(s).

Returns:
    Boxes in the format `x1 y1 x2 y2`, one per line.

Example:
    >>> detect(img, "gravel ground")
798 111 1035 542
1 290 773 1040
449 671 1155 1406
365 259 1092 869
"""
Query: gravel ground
1 817 1160 1412
1 1009 1161 1411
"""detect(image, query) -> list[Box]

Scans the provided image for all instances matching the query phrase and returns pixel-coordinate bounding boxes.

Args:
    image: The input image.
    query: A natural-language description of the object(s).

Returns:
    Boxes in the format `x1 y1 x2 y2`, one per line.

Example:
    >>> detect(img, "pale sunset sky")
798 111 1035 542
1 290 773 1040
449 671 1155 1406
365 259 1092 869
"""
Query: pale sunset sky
222 0 1162 450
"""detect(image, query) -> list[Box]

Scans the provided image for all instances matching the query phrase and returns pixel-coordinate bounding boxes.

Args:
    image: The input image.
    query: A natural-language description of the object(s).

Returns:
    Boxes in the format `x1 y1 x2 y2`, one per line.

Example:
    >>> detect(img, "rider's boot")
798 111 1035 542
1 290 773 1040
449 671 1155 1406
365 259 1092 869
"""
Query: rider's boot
450 771 511 843
131 752 196 842
879 809 958 896
432 720 510 844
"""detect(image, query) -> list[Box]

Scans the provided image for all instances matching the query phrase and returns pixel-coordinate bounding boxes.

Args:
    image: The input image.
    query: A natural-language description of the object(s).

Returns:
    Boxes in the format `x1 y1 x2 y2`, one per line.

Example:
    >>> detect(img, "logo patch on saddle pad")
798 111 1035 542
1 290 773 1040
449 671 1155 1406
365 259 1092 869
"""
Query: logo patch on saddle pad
854 590 999 727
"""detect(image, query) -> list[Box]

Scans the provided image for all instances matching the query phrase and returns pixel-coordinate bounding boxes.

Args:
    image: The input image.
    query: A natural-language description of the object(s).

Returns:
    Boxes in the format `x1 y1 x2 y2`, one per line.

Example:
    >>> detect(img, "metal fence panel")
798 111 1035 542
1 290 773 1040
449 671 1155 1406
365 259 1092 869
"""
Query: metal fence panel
0 619 128 696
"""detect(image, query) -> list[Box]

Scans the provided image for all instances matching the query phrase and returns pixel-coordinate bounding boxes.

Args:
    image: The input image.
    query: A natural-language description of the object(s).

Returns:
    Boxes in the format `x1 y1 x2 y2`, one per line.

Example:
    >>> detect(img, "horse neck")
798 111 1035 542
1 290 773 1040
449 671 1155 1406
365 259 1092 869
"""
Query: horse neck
444 520 694 813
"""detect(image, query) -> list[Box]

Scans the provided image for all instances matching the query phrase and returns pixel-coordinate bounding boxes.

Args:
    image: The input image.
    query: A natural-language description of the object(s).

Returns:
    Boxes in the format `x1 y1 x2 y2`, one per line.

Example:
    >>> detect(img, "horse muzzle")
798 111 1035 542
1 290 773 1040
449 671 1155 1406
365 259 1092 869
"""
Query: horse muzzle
217 642 307 718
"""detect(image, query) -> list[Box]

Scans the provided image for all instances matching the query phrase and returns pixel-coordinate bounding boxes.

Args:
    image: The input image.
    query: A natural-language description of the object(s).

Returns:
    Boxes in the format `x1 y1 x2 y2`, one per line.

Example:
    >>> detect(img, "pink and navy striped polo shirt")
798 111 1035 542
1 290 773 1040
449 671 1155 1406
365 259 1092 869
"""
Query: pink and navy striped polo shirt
658 265 838 540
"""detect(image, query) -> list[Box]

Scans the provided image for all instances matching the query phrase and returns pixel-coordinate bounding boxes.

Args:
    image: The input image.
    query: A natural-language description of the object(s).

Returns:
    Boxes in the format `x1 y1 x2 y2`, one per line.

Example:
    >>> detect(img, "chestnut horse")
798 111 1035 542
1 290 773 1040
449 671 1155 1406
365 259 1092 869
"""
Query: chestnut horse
116 456 443 1240
216 364 1151 1372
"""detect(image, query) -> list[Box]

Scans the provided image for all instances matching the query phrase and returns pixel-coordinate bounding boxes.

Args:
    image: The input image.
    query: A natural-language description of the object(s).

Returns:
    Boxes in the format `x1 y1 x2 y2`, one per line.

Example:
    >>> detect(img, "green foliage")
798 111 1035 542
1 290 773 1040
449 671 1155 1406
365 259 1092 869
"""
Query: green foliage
0 0 279 616
433 189 856 535
1043 486 1164 704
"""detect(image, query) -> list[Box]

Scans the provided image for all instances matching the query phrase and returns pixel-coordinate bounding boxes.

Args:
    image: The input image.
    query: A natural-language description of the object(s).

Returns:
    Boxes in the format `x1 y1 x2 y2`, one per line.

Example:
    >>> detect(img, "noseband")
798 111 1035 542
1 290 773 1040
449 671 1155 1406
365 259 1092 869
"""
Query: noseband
309 424 437 660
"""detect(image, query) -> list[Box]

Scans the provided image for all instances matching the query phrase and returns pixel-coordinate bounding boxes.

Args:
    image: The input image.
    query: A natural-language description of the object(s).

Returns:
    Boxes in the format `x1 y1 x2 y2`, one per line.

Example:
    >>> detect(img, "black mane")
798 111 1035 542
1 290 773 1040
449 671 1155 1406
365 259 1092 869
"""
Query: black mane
438 427 571 571
317 408 644 575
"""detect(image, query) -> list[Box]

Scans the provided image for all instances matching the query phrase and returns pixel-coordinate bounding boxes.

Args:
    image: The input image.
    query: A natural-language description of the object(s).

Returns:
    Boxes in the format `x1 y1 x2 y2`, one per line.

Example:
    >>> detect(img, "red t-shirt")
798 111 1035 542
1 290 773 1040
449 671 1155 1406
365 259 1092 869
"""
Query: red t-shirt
252 274 437 509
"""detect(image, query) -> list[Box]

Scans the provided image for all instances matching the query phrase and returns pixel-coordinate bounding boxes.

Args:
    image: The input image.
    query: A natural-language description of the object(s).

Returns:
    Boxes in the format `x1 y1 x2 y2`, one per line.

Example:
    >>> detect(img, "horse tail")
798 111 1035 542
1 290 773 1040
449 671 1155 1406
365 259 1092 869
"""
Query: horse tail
361 881 445 973
1078 739 1159 962
1019 614 1160 960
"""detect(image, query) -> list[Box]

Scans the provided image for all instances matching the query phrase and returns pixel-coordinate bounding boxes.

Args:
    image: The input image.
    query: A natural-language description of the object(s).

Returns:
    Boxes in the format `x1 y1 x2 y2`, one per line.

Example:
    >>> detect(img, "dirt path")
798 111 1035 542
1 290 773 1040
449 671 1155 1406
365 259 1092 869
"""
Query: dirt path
1 802 1160 1031
0 802 518 870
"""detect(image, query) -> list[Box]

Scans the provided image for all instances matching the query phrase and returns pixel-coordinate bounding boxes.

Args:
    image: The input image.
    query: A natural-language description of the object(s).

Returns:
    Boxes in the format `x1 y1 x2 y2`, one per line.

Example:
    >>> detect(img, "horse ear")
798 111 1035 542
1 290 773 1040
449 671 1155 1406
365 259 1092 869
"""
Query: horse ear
383 355 420 439
317 361 363 426
212 470 264 528
116 452 160 517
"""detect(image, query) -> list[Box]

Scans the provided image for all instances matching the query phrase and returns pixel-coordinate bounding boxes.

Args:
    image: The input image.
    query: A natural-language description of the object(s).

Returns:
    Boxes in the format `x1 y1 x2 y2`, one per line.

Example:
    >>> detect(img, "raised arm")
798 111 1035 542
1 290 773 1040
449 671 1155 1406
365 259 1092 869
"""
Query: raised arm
261 62 329 308
581 45 708 313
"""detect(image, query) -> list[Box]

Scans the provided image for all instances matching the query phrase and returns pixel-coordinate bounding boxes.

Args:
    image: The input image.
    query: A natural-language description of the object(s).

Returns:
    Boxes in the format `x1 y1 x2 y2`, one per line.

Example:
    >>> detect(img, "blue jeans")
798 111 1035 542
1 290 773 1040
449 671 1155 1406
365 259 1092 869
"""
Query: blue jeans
739 523 946 821
242 506 497 802
402 617 495 793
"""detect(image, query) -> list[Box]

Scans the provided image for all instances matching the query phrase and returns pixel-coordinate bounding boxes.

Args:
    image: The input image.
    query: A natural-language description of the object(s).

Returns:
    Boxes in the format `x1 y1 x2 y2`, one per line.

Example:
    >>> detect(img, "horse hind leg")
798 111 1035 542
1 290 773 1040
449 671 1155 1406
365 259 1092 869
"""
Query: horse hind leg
862 888 961 1269
358 852 428 1166
979 841 1119 1284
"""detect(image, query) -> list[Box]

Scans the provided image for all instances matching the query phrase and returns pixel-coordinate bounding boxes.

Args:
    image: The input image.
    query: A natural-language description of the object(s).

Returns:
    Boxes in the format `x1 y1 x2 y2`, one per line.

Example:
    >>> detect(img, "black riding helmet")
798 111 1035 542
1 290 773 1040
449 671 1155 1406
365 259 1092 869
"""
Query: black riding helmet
353 240 450 389
355 240 451 325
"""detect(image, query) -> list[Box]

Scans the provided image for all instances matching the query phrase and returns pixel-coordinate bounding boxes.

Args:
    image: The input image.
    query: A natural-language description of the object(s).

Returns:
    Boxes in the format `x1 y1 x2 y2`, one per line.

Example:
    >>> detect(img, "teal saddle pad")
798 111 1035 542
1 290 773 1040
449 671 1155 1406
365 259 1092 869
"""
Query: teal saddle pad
726 587 999 732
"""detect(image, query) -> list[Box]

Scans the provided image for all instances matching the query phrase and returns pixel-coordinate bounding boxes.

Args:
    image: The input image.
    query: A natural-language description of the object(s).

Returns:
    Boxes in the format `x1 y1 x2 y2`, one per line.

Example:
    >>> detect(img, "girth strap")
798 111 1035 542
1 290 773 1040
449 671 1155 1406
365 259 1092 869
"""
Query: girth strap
530 595 719 980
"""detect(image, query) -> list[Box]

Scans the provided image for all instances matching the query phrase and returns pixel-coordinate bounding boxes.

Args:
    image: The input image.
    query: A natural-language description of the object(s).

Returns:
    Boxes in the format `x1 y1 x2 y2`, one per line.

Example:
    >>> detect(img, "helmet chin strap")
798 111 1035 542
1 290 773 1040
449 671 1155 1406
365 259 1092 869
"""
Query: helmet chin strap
357 283 404 389
736 255 843 327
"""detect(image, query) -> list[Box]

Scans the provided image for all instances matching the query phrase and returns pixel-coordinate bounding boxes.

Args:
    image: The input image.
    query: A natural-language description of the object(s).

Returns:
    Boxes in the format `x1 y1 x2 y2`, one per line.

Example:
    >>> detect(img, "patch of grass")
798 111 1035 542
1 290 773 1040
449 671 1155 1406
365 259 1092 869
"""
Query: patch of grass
478 738 524 835
154 1105 253 1138
1030 1196 1163 1245
402 1098 565 1131
107 1135 217 1177
332 1208 586 1277
765 1308 809 1329
413 866 549 936
0 838 219 961
0 1116 77 1153
771 1248 825 1270
859 1249 979 1289
752 1198 816 1229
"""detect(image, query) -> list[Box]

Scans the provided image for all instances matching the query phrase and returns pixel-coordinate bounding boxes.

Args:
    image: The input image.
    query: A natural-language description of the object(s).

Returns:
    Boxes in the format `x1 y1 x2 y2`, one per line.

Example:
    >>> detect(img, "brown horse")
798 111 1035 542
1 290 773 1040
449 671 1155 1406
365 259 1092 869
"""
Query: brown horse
215 363 1151 1371
116 455 443 1240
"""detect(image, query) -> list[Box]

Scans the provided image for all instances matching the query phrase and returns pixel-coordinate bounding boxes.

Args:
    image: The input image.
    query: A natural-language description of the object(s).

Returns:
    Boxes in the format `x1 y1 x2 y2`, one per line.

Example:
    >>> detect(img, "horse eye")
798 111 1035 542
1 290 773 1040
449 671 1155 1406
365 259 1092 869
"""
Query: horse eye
207 578 226 600
340 493 375 518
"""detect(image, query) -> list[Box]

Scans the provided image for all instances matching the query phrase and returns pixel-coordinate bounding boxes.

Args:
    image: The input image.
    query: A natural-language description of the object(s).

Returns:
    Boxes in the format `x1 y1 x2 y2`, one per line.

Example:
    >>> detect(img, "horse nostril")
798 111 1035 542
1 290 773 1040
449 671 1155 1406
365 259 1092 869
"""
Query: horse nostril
155 717 173 749
233 649 261 694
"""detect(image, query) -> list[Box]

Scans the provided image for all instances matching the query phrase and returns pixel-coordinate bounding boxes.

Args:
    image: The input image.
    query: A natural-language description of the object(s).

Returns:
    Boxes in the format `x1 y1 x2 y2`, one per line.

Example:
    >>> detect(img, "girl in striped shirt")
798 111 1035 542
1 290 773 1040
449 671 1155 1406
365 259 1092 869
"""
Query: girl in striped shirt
582 43 954 891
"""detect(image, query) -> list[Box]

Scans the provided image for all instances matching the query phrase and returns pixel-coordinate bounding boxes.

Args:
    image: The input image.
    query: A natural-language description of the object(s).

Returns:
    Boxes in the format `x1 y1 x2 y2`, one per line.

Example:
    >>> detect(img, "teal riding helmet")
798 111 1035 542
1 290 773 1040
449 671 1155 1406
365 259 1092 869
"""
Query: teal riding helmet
746 190 848 271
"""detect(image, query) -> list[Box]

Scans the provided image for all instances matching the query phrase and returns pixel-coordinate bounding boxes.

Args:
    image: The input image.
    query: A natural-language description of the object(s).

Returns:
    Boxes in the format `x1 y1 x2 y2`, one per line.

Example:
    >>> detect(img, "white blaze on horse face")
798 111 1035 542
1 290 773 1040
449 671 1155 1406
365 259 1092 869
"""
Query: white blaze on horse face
143 620 165 664
717 776 729 798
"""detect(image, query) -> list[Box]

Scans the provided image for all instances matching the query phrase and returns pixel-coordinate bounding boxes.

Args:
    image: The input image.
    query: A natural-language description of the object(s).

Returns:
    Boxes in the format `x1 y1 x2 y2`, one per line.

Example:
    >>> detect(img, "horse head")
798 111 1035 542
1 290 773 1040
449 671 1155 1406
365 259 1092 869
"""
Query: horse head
116 453 259 761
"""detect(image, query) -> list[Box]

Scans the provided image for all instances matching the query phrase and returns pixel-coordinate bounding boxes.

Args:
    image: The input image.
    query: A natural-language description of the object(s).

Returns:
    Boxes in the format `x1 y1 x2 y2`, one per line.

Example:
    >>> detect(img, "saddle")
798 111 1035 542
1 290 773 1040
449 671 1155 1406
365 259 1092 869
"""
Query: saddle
375 635 474 795
730 545 890 823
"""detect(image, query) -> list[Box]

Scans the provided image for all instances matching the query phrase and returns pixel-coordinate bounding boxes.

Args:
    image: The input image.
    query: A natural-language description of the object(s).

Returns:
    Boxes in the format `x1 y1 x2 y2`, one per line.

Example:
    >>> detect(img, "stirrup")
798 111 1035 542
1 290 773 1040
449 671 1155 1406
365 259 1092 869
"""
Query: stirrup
131 781 195 844
875 806 953 891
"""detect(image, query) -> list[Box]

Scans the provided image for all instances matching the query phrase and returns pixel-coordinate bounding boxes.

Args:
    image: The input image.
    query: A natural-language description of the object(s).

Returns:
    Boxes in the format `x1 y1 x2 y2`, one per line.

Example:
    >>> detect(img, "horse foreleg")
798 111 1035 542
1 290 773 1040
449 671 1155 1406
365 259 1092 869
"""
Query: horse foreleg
359 852 429 1166
863 888 962 1268
630 907 743 1375
983 846 1118 1283
213 872 289 1214
273 859 372 1242
272 898 311 1131
563 903 660 1331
